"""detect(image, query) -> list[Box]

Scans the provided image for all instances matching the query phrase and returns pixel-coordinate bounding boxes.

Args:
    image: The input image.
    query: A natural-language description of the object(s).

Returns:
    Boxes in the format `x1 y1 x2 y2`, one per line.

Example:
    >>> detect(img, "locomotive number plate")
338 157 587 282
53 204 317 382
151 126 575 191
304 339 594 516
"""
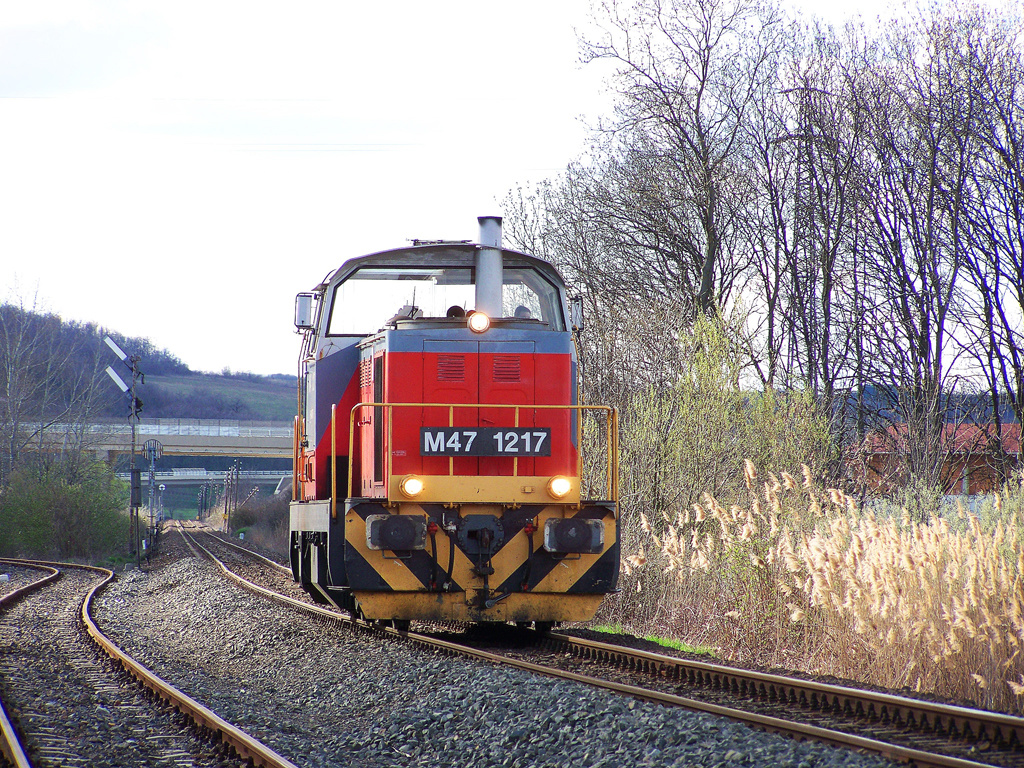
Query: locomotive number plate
420 427 552 456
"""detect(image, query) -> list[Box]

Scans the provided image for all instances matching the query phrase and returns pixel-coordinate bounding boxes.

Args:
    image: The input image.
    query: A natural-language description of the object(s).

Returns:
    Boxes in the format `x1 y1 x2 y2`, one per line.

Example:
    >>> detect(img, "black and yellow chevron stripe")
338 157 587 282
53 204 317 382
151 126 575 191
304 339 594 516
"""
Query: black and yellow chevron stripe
338 501 618 622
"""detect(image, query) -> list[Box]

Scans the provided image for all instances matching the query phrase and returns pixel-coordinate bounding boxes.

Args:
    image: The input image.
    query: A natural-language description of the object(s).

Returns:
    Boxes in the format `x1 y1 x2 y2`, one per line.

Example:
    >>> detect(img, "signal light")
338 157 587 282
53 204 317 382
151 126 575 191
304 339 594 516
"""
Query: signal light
467 311 490 333
547 476 572 499
399 475 424 498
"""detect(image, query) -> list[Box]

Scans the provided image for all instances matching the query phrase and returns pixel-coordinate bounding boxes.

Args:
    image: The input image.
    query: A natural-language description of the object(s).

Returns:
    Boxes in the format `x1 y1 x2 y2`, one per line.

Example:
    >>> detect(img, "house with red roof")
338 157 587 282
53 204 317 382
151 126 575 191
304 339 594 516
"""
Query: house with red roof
849 423 1021 495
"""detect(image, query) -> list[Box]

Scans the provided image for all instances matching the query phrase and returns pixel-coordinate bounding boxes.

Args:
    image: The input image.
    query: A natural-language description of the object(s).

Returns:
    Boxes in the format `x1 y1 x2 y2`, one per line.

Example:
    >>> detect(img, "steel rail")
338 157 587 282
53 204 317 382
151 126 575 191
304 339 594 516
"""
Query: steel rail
0 559 62 768
180 526 343 624
547 632 1024 750
0 559 60 607
82 575 301 768
0 700 30 768
0 556 298 768
398 634 997 768
182 530 1006 768
185 524 292 576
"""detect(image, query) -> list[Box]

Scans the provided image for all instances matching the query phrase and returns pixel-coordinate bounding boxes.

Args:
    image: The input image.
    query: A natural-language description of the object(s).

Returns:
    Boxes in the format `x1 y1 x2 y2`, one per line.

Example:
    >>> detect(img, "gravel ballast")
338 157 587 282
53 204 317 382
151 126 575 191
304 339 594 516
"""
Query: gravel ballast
0 567 231 768
0 565 45 598
95 554 896 768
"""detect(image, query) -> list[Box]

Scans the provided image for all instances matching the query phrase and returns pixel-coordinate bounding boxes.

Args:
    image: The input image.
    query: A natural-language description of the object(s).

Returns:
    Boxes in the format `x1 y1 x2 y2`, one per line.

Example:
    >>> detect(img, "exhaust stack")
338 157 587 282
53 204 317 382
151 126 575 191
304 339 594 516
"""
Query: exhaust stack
475 216 503 317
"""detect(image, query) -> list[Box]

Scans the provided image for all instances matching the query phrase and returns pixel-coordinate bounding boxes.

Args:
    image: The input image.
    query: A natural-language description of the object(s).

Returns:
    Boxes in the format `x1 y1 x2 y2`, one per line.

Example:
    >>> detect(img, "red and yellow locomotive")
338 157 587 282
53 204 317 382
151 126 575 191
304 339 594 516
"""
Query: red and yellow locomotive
289 217 618 628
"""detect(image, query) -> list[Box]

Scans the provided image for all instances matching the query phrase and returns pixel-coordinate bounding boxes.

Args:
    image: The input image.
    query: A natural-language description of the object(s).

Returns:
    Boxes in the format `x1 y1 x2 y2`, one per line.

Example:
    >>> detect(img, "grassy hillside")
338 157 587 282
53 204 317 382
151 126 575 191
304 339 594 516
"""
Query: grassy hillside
0 301 298 423
141 372 296 422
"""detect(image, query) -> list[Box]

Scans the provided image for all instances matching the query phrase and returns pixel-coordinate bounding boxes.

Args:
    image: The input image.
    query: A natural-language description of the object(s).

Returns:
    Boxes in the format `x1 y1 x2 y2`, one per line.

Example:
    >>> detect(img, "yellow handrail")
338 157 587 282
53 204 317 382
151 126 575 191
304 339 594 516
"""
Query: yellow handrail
292 414 300 502
331 403 337 520
344 402 618 505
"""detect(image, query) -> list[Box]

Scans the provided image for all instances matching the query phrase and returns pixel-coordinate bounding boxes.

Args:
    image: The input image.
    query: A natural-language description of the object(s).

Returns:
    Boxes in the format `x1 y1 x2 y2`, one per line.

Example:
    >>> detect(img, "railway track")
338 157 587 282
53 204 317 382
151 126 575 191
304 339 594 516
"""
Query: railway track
182 522 1024 768
0 561 51 768
531 634 1024 768
0 556 299 768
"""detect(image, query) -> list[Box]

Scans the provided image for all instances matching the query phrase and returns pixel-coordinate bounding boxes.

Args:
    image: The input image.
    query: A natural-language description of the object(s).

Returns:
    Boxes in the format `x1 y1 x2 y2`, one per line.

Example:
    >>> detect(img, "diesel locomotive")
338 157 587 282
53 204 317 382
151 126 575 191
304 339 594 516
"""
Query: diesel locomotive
289 217 619 628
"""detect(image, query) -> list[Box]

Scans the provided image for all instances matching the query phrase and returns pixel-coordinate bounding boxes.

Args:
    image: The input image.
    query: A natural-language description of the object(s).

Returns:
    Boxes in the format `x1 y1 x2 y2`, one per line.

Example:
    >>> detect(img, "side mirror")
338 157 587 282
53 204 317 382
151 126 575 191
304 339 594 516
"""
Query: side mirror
294 293 315 330
570 295 584 333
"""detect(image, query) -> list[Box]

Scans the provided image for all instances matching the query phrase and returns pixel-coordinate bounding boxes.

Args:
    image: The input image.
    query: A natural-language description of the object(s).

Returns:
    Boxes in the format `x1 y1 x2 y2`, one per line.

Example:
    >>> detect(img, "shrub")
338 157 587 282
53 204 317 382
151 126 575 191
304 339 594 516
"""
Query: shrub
595 314 835 635
230 492 289 556
0 462 130 560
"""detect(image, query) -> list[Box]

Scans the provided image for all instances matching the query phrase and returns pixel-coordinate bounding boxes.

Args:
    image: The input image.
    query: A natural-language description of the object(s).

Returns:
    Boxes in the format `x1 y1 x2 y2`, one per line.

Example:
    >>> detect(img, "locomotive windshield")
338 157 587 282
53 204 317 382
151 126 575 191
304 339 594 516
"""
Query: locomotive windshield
326 265 565 336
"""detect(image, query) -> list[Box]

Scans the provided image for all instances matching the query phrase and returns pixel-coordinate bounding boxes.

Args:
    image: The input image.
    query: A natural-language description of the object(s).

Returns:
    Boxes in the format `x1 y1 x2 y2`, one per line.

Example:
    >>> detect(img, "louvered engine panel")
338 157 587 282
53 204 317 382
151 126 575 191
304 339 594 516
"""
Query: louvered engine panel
492 355 521 383
437 354 466 382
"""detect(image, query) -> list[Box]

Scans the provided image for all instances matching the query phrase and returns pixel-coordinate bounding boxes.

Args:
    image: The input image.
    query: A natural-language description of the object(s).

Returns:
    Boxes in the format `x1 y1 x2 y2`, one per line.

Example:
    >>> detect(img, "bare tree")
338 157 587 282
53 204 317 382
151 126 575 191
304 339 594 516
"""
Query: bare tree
848 10 986 491
503 0 1024 501
957 9 1024 479
0 300 106 485
579 0 785 318
739 20 873 414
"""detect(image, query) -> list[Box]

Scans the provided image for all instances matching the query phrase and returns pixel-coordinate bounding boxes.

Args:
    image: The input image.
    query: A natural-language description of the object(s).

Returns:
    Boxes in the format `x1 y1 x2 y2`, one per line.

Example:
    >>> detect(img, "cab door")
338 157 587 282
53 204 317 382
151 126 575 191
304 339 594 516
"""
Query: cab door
420 341 480 476
479 341 535 476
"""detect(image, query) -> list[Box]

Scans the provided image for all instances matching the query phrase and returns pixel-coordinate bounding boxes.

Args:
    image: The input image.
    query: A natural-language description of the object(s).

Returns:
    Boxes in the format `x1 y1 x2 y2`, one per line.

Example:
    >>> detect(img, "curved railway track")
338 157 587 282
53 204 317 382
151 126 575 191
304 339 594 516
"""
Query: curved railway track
0 556 298 768
181 523 1024 768
0 561 51 768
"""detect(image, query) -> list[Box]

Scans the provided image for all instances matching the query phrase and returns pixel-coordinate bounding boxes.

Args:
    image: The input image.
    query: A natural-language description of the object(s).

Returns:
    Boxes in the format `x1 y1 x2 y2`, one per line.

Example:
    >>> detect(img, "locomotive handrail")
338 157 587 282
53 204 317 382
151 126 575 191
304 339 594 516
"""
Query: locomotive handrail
332 403 338 520
344 401 618 508
292 414 300 502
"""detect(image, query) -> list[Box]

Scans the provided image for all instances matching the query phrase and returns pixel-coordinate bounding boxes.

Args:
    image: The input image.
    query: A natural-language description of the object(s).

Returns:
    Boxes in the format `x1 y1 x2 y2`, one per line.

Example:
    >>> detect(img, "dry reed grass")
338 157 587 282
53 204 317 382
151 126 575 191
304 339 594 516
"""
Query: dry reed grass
616 461 1024 714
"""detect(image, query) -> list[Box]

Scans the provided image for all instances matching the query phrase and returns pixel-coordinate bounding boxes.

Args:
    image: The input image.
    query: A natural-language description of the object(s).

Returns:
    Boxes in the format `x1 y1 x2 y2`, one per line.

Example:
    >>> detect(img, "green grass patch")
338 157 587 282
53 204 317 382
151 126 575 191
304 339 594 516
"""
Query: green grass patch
591 623 713 655
644 635 713 654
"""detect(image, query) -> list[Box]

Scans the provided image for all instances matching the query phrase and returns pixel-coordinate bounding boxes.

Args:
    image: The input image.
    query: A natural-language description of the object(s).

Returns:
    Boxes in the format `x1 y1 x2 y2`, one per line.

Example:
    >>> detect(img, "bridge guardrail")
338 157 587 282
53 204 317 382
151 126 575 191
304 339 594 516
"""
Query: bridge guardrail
115 470 287 481
21 419 294 458
27 419 294 438
88 419 293 438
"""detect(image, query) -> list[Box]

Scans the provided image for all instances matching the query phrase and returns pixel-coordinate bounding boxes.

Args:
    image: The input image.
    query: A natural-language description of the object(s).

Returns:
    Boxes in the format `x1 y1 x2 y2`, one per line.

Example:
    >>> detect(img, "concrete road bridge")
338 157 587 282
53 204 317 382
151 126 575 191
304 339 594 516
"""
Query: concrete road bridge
117 468 292 499
116 468 290 488
35 418 293 461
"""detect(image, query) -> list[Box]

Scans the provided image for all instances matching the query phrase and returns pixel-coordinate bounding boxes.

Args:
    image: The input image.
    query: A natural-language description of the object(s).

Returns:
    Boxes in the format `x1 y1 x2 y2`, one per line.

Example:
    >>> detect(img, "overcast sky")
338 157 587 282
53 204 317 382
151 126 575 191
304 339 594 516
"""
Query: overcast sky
2 0 886 376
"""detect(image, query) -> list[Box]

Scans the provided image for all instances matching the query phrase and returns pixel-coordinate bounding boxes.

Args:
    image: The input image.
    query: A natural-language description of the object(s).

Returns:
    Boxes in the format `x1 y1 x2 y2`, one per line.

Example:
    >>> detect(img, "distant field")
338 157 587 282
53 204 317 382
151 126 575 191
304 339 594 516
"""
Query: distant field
144 373 297 422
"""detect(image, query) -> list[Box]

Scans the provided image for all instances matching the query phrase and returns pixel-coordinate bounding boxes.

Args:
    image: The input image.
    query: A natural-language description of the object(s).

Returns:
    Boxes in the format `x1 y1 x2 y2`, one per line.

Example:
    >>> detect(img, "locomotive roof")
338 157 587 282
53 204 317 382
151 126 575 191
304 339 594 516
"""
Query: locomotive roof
314 243 566 292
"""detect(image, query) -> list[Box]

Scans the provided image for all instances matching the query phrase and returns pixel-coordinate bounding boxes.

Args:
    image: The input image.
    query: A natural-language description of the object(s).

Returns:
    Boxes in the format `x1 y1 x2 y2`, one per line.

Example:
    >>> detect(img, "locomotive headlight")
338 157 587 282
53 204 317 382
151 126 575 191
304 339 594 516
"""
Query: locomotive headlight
400 475 425 498
467 311 491 333
547 476 572 499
